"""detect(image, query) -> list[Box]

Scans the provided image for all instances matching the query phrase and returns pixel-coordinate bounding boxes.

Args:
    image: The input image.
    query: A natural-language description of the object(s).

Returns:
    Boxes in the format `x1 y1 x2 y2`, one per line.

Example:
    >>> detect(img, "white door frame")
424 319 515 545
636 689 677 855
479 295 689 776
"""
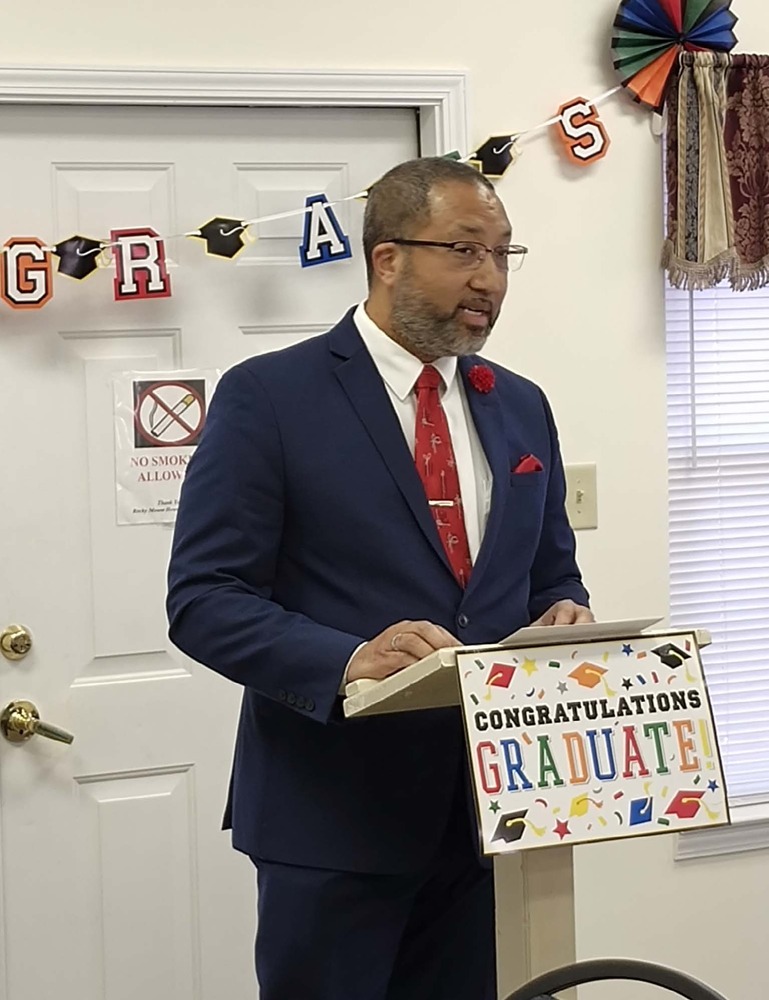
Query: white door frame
0 66 467 156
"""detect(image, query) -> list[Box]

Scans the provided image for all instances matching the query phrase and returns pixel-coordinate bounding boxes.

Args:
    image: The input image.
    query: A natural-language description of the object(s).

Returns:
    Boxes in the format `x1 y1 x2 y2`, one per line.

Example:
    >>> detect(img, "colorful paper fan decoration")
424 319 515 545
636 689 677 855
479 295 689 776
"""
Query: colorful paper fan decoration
612 0 738 112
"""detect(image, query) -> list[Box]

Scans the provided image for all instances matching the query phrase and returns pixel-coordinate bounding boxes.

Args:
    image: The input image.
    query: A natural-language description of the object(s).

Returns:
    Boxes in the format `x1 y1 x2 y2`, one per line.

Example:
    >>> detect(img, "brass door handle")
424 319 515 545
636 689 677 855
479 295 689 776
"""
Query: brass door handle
0 700 74 745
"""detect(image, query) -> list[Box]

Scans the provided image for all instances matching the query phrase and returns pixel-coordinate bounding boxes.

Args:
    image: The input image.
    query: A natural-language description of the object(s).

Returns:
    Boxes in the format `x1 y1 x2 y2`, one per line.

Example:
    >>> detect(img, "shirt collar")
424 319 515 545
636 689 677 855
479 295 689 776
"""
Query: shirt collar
353 302 457 400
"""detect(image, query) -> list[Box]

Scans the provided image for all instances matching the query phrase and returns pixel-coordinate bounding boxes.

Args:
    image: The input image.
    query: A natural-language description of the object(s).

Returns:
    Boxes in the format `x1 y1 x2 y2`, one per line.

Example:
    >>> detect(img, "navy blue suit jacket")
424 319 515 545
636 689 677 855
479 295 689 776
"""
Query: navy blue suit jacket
166 309 588 874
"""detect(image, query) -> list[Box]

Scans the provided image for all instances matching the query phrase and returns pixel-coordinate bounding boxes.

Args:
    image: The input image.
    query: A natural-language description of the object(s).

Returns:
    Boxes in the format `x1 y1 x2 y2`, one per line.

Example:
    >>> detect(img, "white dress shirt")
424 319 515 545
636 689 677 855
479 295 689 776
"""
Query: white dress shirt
353 302 492 561
339 305 494 691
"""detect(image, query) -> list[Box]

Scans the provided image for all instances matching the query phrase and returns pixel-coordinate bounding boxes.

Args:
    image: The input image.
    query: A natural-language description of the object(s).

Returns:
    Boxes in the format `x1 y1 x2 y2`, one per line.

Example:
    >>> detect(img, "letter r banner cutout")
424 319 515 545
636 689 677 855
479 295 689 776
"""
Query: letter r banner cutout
113 370 220 525
457 633 728 855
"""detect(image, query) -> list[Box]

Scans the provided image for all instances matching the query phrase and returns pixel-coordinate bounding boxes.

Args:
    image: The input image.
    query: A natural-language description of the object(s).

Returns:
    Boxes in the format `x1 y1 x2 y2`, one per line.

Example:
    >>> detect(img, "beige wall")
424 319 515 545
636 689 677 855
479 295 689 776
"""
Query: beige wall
5 0 768 997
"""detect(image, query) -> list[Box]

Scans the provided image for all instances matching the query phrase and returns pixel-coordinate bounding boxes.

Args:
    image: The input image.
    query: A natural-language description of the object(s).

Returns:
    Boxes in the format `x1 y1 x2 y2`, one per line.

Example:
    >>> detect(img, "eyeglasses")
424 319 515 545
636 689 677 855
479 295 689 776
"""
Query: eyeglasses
385 238 528 272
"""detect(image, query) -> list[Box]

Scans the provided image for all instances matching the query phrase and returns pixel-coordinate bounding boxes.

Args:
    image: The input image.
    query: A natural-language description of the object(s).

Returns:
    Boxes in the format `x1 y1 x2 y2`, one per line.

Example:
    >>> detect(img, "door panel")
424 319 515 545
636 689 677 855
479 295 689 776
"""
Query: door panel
0 104 418 1000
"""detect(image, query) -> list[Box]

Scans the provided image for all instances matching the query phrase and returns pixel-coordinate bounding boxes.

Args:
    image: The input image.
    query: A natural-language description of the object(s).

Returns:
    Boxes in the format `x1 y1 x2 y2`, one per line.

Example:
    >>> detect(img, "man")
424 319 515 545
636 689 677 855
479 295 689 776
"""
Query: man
167 156 591 1000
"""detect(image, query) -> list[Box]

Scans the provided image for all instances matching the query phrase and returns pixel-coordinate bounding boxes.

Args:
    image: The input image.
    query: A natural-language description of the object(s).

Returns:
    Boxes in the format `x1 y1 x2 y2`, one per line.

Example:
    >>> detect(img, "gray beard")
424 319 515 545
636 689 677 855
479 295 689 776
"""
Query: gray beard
390 282 493 360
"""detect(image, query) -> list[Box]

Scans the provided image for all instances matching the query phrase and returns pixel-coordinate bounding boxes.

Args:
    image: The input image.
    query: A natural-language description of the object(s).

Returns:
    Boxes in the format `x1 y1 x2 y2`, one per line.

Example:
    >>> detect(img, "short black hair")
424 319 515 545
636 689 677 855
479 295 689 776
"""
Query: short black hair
362 157 497 284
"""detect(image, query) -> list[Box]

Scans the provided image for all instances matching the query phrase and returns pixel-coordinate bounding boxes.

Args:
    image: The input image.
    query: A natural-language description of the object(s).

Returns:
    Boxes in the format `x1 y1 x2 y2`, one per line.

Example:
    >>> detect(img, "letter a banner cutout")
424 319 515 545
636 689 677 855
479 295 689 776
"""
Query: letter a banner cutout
113 370 220 525
457 632 728 855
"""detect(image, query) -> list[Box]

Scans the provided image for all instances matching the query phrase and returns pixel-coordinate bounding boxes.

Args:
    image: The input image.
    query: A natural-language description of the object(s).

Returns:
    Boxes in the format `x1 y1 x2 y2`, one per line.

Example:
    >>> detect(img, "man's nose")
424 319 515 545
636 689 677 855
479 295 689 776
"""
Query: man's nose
468 254 507 294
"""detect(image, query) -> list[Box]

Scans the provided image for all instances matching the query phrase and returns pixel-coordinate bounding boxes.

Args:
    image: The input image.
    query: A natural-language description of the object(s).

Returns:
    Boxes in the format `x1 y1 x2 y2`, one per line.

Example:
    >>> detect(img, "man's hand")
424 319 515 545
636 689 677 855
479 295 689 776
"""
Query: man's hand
531 600 594 626
346 620 460 684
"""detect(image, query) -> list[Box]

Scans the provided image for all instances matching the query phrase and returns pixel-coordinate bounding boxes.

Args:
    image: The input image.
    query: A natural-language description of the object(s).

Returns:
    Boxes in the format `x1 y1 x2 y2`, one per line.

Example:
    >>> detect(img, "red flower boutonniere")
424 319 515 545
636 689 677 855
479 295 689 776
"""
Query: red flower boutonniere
468 364 495 394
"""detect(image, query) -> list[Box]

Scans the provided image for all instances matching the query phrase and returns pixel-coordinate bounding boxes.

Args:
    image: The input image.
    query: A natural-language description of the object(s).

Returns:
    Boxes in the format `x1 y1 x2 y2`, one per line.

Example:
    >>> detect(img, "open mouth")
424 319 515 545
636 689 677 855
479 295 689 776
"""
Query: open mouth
458 305 491 328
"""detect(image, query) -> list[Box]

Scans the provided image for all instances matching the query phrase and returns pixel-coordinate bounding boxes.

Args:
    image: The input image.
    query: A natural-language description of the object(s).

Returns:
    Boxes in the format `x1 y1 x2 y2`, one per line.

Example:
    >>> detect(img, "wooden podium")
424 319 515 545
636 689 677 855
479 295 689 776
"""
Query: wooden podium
343 619 723 995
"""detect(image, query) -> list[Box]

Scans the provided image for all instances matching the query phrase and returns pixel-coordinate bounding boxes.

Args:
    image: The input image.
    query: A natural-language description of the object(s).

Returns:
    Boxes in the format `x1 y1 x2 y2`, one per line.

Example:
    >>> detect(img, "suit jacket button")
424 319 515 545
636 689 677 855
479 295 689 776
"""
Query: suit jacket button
278 689 287 701
457 614 469 628
305 698 315 712
287 692 297 705
296 695 306 709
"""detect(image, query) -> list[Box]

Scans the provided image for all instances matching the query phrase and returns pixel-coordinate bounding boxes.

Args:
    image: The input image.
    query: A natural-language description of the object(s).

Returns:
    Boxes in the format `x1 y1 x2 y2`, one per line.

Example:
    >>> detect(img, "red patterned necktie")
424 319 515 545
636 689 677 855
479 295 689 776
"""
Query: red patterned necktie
414 365 472 587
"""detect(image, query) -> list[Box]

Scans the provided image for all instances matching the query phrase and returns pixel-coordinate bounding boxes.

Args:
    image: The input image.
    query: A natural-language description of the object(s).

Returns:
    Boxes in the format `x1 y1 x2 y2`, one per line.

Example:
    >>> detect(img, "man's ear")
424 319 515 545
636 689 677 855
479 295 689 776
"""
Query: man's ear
370 242 401 288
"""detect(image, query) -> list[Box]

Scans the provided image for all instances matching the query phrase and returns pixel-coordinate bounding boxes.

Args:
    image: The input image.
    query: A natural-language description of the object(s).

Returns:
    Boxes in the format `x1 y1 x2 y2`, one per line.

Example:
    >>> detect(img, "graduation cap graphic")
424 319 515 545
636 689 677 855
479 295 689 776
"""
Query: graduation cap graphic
486 663 516 689
53 235 104 280
193 217 248 259
568 661 607 690
651 642 691 668
492 809 529 844
629 796 654 826
467 135 518 179
665 790 704 820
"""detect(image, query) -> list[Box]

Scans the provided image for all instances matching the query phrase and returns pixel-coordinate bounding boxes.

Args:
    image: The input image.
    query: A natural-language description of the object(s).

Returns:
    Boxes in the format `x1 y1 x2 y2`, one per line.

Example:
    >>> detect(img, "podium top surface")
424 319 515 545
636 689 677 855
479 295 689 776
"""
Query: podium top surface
342 617 713 719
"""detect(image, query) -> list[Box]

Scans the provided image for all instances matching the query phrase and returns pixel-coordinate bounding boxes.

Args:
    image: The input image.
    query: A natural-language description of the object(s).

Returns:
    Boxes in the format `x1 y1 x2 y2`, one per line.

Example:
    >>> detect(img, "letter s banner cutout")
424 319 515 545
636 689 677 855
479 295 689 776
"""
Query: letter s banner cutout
555 97 611 166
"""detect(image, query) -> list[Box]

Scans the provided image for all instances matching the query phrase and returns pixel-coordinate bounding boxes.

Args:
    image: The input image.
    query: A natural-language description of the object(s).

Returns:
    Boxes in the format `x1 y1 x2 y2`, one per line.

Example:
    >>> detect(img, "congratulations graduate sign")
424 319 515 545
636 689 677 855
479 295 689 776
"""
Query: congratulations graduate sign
457 632 728 855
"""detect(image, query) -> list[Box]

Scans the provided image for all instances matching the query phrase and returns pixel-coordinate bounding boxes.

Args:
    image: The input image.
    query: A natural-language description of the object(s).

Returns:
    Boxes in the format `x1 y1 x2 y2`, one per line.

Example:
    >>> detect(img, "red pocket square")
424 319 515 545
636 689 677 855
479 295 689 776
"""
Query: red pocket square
513 454 544 474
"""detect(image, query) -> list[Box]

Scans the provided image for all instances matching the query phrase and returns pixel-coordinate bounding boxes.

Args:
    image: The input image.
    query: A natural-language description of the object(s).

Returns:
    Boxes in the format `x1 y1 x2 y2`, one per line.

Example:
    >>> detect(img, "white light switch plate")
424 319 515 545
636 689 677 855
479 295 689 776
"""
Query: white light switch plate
565 463 598 530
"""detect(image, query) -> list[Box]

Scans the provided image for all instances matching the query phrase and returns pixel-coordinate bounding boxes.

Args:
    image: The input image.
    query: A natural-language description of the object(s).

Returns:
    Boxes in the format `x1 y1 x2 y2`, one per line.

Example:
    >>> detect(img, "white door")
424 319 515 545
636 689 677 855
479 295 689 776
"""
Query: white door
0 103 418 1000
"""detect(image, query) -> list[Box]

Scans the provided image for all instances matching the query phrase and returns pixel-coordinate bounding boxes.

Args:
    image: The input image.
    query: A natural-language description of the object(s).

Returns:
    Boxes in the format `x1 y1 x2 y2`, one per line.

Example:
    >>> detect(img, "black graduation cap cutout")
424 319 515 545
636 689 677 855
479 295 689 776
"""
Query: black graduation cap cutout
193 217 248 259
467 136 518 179
53 236 104 280
492 809 529 844
651 642 691 668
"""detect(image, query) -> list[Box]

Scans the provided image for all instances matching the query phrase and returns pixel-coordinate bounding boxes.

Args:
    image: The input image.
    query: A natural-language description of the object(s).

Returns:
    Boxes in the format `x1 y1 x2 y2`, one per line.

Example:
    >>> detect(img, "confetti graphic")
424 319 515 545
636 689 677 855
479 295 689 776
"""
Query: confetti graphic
493 811 547 843
665 791 704 820
571 795 603 818
486 663 516 689
629 797 654 825
493 811 528 844
651 643 691 669
699 720 714 761
569 662 607 689
456 633 727 854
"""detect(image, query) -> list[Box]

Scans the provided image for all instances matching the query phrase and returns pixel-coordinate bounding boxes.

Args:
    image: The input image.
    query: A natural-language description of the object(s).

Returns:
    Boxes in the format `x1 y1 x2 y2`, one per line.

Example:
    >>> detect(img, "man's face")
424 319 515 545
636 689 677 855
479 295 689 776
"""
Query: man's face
389 181 512 360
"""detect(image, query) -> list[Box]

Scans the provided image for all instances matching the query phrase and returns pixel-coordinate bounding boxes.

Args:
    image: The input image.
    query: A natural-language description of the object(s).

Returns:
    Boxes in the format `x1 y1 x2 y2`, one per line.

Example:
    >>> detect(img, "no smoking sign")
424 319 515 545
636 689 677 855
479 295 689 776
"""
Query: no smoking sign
133 379 207 448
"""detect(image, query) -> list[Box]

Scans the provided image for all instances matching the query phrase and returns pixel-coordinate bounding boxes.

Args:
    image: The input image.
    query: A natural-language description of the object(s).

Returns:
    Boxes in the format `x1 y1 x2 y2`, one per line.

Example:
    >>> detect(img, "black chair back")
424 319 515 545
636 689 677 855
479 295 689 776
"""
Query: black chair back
502 959 728 1000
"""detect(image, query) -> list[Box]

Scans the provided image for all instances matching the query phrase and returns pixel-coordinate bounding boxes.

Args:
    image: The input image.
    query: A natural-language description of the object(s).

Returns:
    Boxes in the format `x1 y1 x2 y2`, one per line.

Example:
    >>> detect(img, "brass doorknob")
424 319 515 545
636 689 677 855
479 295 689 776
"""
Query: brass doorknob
1 625 33 660
0 701 74 745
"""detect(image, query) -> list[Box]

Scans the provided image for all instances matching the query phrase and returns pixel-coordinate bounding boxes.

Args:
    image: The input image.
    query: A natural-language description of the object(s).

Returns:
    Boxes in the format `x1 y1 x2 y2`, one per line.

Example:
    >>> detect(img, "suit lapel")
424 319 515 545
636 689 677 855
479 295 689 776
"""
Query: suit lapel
458 356 510 595
330 318 453 575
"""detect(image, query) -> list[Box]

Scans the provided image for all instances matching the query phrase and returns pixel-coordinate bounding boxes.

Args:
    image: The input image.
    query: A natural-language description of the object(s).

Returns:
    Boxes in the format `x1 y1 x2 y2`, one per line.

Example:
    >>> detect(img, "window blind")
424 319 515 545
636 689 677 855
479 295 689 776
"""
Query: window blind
666 283 769 802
